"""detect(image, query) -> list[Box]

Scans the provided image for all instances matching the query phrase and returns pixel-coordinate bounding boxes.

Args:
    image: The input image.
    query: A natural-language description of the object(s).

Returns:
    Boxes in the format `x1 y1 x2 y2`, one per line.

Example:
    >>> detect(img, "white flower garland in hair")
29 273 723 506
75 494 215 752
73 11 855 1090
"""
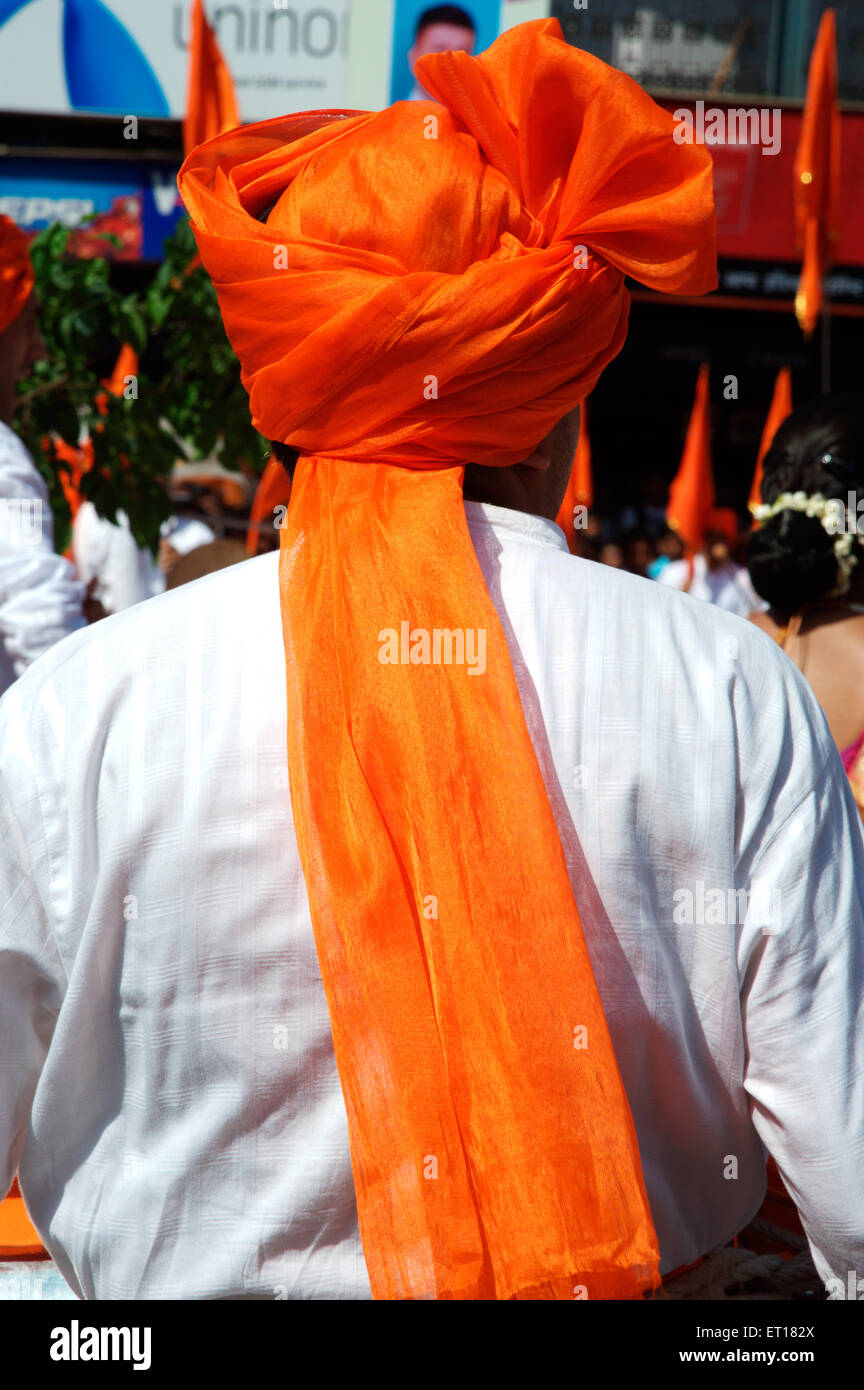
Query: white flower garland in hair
752 490 860 595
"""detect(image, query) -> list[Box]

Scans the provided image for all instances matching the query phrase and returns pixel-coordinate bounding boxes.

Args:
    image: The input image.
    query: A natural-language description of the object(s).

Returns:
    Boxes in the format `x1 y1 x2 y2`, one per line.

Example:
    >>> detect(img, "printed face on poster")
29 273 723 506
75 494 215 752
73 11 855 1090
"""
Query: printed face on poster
390 1 503 105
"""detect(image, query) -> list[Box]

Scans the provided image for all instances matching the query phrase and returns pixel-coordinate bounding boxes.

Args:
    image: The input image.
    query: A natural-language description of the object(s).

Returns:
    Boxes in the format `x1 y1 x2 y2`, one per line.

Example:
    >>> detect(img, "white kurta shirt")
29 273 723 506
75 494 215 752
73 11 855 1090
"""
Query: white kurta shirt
1 501 863 1300
0 423 85 696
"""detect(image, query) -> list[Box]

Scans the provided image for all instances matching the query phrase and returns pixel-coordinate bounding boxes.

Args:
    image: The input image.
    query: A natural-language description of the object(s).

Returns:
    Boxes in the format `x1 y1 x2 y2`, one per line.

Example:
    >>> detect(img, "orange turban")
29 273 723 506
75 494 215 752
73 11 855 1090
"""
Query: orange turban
179 17 716 1301
708 508 740 545
0 215 34 336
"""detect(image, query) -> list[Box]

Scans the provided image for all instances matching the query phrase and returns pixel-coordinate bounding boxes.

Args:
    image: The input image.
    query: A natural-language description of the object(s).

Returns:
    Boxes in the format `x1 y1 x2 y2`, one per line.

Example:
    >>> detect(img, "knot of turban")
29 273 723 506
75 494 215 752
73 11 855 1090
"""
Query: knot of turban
179 17 717 1300
0 215 34 337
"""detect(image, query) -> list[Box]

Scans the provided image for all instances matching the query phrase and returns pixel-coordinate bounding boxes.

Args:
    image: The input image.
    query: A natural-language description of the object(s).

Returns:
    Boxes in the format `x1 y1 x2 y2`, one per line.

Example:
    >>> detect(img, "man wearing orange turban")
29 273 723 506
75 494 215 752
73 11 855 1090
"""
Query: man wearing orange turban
1 20 862 1301
0 215 85 698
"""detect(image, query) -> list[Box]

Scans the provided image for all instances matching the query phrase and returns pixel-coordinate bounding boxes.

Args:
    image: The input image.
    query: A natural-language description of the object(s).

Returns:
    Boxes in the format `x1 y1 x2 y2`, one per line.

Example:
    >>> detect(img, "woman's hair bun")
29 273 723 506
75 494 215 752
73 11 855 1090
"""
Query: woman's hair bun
748 510 840 612
747 391 864 616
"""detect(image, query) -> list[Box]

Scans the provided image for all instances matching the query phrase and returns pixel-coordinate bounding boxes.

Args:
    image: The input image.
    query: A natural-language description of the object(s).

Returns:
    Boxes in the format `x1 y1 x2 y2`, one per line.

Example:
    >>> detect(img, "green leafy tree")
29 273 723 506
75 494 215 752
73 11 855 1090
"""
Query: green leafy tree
14 219 267 555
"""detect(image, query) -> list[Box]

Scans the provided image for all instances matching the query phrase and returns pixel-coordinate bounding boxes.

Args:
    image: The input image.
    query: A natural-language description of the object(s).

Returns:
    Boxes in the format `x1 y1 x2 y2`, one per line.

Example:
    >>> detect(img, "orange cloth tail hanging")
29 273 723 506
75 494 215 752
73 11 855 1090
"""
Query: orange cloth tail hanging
794 9 841 339
749 367 793 521
667 363 714 552
180 16 717 1300
280 456 659 1300
556 399 592 554
183 0 240 158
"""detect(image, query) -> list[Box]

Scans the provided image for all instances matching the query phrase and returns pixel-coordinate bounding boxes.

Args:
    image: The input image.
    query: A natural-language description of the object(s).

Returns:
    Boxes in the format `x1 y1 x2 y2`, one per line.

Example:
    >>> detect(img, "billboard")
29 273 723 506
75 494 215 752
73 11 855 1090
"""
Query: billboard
0 1 549 263
0 0 351 120
0 158 185 260
0 1 550 121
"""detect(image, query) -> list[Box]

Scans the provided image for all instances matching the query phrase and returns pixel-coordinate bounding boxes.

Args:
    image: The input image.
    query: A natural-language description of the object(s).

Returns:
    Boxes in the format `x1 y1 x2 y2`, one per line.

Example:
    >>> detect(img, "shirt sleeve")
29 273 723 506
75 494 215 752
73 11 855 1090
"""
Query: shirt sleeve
0 431 85 679
0 703 65 1204
737 731 864 1294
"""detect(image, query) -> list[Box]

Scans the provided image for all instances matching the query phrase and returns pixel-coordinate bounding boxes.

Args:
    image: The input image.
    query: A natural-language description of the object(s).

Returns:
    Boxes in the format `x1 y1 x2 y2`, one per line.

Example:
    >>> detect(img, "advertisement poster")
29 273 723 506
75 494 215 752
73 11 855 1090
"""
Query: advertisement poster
0 0 351 121
0 1 545 123
0 159 185 260
0 0 506 263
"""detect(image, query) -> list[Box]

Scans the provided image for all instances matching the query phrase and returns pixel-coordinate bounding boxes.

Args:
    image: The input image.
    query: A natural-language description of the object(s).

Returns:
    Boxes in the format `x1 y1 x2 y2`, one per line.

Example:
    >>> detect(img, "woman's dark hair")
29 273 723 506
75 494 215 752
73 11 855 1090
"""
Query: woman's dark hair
747 391 864 616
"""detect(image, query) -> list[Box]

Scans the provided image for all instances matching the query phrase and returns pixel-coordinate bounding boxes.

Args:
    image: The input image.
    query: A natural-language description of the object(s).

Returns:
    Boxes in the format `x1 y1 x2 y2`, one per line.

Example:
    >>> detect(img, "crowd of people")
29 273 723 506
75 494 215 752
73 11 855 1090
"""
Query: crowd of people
0 14 862 1307
565 512 764 620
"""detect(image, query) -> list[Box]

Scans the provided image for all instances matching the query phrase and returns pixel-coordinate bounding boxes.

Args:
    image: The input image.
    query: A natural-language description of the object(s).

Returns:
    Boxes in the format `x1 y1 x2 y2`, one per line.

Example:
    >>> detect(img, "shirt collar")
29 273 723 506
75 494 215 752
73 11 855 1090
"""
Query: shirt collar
464 500 569 554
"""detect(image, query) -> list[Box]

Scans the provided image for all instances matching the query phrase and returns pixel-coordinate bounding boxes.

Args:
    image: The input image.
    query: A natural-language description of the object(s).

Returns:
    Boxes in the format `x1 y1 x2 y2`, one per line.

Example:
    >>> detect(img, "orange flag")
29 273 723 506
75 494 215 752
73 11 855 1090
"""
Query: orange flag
794 9 841 339
667 363 713 552
245 450 291 555
55 344 138 532
105 342 139 399
555 399 592 553
183 0 240 158
95 343 139 416
180 17 717 1300
749 367 793 518
54 435 93 528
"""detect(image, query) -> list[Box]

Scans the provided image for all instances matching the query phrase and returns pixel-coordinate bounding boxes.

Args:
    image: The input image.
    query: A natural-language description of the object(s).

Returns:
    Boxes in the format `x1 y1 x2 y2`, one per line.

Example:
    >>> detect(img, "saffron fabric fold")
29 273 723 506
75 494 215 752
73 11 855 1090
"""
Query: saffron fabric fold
179 16 716 1300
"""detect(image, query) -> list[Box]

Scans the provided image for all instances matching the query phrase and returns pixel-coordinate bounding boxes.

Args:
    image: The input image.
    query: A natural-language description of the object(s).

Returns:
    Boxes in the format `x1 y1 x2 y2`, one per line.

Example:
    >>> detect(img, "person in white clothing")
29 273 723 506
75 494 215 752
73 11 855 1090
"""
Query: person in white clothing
657 521 766 619
0 244 85 697
72 501 160 616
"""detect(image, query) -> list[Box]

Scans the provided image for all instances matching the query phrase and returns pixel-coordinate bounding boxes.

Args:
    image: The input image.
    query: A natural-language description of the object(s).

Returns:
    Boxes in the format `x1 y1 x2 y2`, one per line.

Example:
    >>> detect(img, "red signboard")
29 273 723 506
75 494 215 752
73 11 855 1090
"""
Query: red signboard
657 100 864 266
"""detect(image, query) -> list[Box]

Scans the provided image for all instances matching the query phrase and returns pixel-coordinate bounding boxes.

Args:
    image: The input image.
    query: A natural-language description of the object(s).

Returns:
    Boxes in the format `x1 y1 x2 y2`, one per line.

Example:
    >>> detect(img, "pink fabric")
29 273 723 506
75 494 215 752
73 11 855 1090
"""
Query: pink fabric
841 728 864 771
